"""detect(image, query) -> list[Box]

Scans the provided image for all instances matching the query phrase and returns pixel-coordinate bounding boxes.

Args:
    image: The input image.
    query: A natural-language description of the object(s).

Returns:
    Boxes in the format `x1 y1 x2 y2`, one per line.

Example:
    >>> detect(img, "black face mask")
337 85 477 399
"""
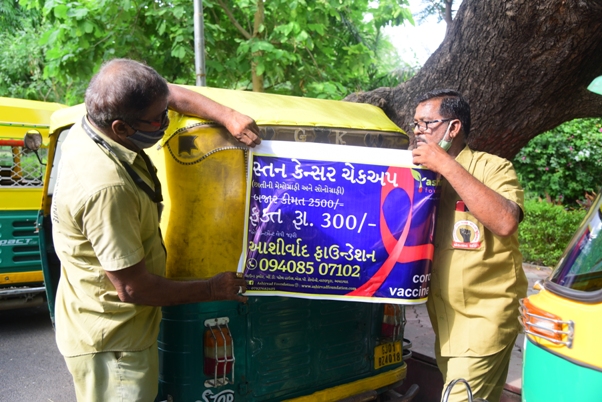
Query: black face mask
82 116 163 206
124 109 170 149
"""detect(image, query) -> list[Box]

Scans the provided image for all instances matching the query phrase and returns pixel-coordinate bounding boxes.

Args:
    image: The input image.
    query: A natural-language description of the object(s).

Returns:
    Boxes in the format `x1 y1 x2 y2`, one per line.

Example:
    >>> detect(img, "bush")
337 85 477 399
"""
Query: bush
519 199 587 267
513 118 602 207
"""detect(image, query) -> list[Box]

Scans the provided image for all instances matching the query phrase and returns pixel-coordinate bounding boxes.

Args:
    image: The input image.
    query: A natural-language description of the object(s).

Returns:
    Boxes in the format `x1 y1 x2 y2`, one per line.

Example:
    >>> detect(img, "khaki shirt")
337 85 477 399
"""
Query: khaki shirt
427 146 528 357
51 118 165 357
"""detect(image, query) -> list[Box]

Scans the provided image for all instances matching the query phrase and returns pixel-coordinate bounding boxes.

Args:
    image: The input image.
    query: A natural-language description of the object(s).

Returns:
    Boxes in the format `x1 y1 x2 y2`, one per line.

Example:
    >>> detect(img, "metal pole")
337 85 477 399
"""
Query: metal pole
193 0 206 86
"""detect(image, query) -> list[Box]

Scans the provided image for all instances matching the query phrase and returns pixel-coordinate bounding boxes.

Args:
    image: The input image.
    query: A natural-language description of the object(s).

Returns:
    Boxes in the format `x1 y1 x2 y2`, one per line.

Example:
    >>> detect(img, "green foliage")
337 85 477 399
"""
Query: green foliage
0 1 86 102
519 199 587 267
1 0 31 30
513 118 602 207
11 0 413 104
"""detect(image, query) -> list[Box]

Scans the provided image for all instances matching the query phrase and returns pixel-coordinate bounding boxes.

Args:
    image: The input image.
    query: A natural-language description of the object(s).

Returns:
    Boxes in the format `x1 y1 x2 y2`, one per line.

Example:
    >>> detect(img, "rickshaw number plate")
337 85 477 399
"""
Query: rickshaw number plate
374 340 402 369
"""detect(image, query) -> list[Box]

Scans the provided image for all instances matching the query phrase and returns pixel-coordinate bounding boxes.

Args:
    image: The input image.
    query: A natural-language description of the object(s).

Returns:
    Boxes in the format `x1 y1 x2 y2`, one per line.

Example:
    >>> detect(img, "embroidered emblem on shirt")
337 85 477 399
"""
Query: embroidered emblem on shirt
452 220 481 249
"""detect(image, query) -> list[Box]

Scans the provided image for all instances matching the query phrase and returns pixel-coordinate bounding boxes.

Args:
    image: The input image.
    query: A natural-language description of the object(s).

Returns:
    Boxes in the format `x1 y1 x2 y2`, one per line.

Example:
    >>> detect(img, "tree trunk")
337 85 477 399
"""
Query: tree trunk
345 0 602 159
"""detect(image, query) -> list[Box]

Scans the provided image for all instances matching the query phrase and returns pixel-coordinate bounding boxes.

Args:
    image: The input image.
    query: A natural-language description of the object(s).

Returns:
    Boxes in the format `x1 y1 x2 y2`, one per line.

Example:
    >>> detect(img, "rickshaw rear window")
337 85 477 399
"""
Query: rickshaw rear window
549 194 602 293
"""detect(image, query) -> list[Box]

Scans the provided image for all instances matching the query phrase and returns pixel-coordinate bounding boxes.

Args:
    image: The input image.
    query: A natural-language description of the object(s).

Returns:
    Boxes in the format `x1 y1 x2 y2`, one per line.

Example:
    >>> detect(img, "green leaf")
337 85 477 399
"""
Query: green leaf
53 4 68 19
39 28 58 46
295 30 309 42
172 44 186 59
251 40 275 52
307 23 325 35
83 21 94 33
67 7 88 19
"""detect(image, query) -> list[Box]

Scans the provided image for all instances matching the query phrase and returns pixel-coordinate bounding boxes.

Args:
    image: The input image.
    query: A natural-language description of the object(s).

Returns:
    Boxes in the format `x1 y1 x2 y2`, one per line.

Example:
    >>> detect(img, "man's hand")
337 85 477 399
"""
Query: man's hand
167 84 261 148
208 271 248 303
222 110 261 148
413 140 522 237
412 140 453 174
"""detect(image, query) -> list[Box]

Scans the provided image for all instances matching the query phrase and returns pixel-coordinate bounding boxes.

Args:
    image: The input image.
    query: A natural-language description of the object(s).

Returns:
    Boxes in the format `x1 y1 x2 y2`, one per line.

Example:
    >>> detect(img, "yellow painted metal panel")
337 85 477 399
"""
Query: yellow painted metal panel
146 125 246 279
0 270 44 285
0 97 66 140
284 364 406 402
0 188 43 210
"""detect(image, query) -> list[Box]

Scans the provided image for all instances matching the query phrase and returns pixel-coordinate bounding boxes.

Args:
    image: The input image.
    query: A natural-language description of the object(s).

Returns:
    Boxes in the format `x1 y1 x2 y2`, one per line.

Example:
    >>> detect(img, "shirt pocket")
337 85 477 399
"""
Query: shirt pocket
451 204 484 251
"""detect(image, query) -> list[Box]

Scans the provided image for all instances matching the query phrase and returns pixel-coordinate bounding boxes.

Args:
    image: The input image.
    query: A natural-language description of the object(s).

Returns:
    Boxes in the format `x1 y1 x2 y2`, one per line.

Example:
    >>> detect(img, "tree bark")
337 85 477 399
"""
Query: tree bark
345 0 602 159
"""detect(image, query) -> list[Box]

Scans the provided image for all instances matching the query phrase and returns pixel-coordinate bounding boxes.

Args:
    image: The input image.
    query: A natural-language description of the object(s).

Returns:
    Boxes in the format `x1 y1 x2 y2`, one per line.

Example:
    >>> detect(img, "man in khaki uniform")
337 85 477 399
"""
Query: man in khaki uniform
411 89 528 402
51 59 261 401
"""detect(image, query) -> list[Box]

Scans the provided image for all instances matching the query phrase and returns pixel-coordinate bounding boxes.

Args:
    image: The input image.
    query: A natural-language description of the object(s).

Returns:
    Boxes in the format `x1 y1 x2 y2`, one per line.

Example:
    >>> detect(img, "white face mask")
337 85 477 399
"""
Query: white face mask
438 121 453 152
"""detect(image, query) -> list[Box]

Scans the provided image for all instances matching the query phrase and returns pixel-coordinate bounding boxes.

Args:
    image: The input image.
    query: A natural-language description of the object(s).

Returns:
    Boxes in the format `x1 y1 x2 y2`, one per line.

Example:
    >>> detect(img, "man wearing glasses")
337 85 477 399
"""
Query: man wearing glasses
412 89 528 402
51 58 260 401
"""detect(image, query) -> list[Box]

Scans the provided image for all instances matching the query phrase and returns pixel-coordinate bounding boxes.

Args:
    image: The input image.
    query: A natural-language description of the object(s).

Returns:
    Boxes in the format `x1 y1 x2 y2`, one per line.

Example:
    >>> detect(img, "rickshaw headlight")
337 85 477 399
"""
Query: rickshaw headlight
519 298 574 348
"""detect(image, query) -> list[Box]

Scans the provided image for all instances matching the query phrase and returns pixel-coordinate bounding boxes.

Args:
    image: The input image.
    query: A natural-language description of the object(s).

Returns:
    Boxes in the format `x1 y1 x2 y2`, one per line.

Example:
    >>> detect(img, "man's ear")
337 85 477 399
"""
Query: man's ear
449 119 463 139
111 120 130 137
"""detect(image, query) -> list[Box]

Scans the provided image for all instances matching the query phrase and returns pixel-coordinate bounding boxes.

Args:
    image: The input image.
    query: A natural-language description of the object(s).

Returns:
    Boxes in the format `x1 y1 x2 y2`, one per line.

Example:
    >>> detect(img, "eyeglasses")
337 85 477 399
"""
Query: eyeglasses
135 108 169 129
412 118 452 132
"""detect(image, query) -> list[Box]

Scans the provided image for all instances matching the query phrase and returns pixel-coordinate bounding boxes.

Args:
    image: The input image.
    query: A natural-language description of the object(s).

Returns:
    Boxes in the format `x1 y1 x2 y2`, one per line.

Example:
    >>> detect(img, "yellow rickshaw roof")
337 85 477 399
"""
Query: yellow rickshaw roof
174 86 405 132
49 86 406 138
0 97 66 139
50 103 86 134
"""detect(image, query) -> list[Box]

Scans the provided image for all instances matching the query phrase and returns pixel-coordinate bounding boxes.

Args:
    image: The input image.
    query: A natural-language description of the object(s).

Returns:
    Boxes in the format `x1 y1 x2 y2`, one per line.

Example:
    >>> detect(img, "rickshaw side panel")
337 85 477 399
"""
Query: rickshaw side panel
0 210 41 278
158 297 399 402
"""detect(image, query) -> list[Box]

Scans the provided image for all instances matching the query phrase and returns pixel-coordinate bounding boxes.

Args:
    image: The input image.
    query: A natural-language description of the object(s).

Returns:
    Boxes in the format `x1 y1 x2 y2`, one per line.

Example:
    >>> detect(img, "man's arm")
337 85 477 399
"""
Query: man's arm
412 142 521 237
167 84 261 147
105 259 248 306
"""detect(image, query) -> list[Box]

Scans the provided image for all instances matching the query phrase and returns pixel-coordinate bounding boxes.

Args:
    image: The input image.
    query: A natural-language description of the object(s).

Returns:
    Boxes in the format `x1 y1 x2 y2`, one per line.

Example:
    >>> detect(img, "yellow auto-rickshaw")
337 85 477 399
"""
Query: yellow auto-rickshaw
39 87 432 401
0 97 65 310
519 76 602 402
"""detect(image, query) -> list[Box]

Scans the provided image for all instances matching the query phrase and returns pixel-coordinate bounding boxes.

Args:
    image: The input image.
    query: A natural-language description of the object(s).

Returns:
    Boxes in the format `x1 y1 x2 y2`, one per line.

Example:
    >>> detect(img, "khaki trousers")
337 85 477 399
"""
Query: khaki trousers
436 336 516 402
64 342 158 402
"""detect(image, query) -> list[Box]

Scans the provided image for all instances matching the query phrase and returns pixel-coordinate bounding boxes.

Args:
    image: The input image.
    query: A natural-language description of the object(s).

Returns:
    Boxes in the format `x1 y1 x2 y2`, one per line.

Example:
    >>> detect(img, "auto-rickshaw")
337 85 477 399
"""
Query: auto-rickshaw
519 75 602 401
39 87 433 401
0 97 65 310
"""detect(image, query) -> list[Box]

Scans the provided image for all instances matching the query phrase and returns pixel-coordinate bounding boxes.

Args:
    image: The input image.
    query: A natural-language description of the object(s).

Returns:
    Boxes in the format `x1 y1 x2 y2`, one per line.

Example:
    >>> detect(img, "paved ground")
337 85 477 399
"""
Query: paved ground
403 264 552 398
0 304 76 402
